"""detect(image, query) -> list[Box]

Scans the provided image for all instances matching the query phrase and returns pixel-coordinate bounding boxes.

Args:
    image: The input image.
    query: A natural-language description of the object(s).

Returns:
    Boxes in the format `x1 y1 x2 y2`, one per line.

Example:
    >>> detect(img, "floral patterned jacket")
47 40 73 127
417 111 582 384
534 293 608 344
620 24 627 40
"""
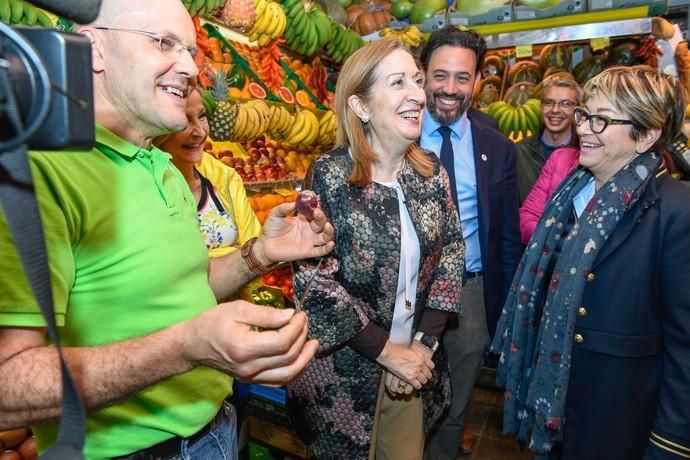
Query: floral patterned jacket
287 146 464 458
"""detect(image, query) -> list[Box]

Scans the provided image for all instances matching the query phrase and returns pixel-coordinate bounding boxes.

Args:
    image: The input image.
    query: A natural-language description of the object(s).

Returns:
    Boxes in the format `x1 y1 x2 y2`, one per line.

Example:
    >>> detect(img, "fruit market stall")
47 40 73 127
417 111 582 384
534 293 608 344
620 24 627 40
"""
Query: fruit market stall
2 0 689 456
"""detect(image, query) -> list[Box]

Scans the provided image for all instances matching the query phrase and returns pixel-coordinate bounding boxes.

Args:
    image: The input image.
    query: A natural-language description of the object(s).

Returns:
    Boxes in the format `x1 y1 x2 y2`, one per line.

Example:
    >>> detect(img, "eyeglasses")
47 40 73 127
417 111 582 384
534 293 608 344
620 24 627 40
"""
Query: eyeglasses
542 99 576 110
573 107 635 134
93 27 197 60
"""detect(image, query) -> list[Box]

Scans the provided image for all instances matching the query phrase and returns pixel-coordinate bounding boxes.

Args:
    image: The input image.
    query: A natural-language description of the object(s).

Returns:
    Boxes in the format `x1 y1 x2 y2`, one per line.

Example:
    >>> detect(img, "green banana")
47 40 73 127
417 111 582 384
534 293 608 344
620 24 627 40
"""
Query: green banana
35 9 52 27
0 0 11 23
10 0 23 23
22 2 36 25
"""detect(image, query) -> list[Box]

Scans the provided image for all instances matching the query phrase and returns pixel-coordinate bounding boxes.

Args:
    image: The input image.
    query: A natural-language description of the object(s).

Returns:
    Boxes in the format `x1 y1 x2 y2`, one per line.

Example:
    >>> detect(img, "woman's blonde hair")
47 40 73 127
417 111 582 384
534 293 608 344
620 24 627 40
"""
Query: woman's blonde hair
583 65 687 153
334 39 434 187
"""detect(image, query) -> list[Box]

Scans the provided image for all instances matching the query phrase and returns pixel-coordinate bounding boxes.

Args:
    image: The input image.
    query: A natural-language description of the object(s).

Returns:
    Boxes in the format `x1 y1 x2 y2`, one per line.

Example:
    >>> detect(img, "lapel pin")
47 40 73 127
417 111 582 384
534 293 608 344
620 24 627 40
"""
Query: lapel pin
481 154 488 162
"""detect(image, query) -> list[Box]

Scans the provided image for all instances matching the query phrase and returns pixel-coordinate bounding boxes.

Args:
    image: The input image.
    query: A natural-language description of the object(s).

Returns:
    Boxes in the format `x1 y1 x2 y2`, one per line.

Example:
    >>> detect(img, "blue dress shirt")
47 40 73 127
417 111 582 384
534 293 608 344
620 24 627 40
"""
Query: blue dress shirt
420 109 482 272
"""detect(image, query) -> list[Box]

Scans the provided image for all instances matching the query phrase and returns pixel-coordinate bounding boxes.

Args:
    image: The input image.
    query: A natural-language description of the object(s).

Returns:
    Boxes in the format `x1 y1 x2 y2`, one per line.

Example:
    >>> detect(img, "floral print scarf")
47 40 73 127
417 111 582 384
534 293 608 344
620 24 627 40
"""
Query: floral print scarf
491 152 661 457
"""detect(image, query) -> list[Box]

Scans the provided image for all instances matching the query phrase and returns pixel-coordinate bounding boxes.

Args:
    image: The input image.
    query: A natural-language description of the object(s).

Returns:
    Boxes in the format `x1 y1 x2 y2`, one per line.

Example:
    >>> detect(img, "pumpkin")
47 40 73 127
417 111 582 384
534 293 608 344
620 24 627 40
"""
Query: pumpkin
346 5 365 27
573 53 605 85
539 44 571 71
481 54 506 78
508 60 543 85
352 10 392 35
504 82 536 107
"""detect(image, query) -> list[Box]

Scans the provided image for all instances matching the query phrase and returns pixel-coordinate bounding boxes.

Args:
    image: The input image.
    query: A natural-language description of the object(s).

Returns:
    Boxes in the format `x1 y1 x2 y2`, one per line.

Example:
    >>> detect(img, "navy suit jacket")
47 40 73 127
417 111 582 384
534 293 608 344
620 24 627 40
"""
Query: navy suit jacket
555 172 690 460
465 108 521 338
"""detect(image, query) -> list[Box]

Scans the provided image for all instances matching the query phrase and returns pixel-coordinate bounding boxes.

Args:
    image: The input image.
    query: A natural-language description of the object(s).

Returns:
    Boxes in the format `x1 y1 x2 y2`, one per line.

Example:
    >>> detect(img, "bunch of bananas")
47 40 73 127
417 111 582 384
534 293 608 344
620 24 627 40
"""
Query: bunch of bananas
486 99 541 139
318 110 336 146
233 100 272 141
283 0 332 56
284 110 320 146
0 0 52 27
247 0 287 46
267 104 295 141
325 22 364 64
181 0 225 17
379 26 427 49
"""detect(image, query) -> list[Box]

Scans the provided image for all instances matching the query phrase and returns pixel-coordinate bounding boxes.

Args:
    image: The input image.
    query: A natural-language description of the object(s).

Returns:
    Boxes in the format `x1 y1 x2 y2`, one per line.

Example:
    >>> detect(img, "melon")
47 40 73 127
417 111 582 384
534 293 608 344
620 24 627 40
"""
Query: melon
456 0 510 15
391 0 413 19
409 0 447 24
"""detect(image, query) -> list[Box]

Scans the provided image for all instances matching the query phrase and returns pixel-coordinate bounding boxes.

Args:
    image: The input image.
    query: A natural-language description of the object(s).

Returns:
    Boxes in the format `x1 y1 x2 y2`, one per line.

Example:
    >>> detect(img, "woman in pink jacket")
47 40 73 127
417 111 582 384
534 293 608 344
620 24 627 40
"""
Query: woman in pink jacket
519 147 580 244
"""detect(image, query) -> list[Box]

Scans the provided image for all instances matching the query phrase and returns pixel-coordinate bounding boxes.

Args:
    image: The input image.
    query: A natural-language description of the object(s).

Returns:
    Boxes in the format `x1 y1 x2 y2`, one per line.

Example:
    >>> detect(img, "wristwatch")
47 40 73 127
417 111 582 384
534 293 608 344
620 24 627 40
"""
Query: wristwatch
241 237 278 276
413 331 439 353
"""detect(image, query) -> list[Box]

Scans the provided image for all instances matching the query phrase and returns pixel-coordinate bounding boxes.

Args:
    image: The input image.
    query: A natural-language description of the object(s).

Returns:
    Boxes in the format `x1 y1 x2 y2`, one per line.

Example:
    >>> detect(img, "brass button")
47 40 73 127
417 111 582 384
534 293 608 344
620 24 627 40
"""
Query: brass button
574 333 584 344
577 307 587 317
586 273 596 282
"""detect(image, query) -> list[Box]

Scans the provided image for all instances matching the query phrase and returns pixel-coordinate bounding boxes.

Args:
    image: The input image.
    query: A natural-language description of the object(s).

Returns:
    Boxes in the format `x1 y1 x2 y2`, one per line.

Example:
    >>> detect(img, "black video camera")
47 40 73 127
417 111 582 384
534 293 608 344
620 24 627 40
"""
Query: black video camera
0 1 101 152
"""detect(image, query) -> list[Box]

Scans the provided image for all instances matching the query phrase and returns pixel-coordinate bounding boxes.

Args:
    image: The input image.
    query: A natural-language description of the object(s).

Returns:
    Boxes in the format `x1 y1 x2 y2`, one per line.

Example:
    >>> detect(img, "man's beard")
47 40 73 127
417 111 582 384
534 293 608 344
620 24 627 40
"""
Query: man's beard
426 91 472 125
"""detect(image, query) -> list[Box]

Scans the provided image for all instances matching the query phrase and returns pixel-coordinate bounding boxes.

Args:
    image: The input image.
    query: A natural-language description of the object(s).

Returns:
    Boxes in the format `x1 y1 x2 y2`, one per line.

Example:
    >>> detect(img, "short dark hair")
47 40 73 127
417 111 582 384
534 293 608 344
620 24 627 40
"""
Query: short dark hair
419 25 487 74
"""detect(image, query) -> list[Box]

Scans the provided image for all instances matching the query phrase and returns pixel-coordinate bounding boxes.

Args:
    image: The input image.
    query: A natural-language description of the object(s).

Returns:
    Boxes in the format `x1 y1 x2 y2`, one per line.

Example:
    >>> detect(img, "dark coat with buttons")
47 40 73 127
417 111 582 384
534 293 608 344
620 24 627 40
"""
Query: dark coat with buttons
552 172 690 460
287 147 465 459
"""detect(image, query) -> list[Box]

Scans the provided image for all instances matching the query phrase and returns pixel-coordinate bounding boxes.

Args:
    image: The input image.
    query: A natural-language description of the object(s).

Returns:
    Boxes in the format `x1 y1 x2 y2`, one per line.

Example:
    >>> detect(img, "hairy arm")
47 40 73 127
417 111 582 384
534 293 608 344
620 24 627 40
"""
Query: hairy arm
0 303 317 430
0 323 189 430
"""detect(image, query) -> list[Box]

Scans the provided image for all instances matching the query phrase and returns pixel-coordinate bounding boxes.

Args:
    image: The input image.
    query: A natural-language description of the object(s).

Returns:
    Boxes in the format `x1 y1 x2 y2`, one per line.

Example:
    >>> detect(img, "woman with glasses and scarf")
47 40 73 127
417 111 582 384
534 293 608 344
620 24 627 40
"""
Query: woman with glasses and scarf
492 66 690 460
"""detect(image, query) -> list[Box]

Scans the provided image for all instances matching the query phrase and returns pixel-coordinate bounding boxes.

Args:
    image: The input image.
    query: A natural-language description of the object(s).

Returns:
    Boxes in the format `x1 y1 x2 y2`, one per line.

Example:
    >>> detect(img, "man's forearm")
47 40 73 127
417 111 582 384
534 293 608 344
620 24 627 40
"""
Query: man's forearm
0 323 193 430
208 239 272 300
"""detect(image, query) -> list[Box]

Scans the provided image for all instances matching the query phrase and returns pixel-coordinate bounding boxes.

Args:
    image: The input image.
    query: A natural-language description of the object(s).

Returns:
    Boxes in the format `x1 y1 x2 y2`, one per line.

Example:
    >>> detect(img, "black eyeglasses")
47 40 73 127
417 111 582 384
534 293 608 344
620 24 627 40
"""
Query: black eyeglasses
94 27 197 60
573 107 635 134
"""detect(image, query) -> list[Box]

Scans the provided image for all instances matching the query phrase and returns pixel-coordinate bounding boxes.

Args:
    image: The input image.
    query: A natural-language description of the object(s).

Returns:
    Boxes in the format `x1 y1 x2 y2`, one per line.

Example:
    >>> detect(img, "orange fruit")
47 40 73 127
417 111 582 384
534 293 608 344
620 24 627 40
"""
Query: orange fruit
295 90 310 108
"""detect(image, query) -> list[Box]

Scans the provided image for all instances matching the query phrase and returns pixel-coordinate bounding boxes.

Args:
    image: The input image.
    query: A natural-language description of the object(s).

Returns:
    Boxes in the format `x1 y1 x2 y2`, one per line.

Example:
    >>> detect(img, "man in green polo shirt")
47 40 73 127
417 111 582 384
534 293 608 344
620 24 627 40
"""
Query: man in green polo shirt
0 0 334 459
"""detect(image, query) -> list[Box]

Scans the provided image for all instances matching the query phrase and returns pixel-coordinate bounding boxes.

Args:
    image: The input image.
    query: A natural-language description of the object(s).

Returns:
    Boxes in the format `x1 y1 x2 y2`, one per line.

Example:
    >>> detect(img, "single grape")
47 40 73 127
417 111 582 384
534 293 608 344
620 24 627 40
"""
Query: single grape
296 190 319 219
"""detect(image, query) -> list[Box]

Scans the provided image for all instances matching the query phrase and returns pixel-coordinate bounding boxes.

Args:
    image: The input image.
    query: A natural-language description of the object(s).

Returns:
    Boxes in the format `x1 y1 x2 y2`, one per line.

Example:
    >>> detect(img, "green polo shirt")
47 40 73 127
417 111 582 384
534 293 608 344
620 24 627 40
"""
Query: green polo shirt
0 125 231 459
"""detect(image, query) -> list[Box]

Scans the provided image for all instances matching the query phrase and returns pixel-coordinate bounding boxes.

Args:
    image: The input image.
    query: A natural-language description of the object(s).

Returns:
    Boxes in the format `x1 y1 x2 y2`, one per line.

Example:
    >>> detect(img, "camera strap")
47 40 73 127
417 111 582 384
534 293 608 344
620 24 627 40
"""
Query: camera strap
0 147 86 459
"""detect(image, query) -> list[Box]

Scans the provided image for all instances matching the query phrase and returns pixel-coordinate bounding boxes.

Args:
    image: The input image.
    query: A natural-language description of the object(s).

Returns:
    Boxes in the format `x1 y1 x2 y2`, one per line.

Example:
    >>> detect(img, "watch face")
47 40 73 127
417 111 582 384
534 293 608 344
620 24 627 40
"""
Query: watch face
416 332 439 351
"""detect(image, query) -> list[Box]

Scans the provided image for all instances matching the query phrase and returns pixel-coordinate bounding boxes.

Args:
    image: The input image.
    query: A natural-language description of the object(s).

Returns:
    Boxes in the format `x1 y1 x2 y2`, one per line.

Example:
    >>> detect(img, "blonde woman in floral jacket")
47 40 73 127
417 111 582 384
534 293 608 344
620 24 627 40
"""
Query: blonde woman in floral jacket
288 40 465 459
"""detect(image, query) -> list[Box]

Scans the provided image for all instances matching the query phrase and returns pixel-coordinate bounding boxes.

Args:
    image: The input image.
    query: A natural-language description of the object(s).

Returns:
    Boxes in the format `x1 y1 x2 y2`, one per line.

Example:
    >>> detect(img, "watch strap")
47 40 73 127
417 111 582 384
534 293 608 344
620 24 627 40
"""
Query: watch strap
241 237 278 276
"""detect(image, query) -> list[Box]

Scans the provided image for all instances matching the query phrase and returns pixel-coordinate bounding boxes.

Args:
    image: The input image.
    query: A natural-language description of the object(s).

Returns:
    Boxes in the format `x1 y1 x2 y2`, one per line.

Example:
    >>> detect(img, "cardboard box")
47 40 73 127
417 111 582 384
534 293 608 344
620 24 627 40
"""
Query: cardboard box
513 0 585 21
587 0 667 16
448 1 512 26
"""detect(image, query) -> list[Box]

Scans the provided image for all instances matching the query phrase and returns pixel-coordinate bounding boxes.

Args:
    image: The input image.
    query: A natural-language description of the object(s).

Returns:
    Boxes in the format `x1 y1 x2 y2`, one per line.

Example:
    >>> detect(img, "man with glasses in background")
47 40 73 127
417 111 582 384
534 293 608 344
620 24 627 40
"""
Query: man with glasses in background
0 0 334 459
516 76 582 203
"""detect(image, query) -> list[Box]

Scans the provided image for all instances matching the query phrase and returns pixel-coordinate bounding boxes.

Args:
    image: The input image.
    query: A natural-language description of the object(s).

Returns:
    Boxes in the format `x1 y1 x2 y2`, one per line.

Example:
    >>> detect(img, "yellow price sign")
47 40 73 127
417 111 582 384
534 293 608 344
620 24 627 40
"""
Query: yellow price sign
515 44 533 59
590 37 610 52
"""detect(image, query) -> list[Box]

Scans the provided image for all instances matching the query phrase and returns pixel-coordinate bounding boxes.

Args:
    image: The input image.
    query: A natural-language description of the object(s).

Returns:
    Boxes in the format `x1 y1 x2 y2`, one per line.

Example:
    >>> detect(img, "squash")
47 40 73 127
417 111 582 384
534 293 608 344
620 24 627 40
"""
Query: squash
352 10 391 35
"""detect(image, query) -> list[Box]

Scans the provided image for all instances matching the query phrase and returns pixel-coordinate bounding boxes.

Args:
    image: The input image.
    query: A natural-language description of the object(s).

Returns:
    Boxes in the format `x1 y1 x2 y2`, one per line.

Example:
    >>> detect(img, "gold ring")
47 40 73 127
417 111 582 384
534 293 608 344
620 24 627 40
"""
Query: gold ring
398 382 406 391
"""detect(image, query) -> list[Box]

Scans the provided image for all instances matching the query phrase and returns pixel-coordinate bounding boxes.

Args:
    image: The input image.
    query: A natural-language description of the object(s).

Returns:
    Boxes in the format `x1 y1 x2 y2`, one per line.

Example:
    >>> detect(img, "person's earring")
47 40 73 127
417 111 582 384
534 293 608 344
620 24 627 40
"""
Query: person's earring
362 115 369 124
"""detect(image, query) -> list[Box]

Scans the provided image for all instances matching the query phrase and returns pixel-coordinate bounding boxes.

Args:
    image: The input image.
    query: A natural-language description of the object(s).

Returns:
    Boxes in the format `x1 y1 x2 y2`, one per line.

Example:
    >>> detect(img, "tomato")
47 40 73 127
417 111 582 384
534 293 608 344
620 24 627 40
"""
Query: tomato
262 274 278 286
281 285 291 297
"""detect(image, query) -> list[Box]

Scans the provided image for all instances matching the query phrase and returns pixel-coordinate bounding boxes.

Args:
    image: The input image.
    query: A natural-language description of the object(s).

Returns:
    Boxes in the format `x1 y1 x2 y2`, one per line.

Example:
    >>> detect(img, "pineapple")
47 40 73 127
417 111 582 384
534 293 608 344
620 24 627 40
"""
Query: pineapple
221 0 256 33
204 70 238 141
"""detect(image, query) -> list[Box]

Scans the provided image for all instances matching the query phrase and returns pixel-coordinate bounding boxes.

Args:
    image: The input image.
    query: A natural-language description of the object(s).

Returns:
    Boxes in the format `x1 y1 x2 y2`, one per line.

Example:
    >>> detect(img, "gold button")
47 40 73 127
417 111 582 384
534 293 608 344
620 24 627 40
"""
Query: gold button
578 307 587 317
586 273 596 282
574 333 584 344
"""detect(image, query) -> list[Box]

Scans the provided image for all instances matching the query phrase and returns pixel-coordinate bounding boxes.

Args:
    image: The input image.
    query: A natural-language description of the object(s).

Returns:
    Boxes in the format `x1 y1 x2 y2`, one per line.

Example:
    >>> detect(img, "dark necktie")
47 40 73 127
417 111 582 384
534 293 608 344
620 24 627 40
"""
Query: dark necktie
438 125 459 213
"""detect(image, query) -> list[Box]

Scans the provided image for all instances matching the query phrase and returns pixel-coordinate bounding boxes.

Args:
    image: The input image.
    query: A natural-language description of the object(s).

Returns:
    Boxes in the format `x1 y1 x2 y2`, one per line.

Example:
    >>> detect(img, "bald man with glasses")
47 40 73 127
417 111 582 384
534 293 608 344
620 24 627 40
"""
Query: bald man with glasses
0 1 334 458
